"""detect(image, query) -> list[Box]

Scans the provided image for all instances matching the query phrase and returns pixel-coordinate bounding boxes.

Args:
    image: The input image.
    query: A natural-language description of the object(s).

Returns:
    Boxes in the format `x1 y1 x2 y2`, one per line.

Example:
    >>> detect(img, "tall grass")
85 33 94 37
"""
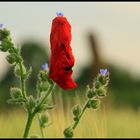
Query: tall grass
0 103 140 138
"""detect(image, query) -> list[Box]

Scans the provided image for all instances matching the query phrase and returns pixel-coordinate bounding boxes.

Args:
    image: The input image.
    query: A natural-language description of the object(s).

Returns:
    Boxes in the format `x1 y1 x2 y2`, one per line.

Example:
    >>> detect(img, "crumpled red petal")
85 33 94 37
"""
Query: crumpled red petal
49 16 77 90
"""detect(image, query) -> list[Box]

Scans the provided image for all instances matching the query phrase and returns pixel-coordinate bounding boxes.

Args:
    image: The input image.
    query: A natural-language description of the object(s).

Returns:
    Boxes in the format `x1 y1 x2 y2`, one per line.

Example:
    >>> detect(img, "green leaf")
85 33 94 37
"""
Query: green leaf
37 103 55 113
14 65 21 77
27 66 32 77
28 95 36 110
7 98 26 105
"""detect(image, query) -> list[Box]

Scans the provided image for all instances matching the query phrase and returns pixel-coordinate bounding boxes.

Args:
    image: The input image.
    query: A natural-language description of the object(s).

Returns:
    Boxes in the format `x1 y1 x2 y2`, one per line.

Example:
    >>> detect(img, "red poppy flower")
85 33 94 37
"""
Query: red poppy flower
49 14 77 90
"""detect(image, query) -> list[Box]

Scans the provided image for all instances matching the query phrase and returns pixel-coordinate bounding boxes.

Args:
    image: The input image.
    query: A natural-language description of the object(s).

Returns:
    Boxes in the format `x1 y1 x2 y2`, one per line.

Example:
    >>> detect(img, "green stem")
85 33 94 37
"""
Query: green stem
23 112 35 138
72 100 89 130
19 63 27 100
12 47 27 101
12 47 32 137
35 83 55 137
37 114 45 138
36 83 55 111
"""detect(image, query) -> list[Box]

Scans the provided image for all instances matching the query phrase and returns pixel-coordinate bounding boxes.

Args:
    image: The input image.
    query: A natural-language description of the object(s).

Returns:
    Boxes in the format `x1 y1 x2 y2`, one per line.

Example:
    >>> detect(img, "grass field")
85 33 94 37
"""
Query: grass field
0 104 140 138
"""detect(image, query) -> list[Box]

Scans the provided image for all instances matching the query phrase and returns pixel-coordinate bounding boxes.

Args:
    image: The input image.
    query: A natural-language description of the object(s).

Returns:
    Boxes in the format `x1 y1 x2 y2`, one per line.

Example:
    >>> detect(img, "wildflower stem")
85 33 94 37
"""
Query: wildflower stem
23 83 55 138
19 63 27 100
37 83 55 109
23 112 36 138
37 114 45 138
72 100 89 130
11 46 27 100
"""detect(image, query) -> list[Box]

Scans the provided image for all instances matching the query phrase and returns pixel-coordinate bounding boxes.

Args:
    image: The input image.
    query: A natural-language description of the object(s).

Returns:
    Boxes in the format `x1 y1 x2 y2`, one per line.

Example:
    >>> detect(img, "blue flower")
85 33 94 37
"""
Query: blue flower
0 24 3 28
42 63 48 70
100 69 109 76
56 12 64 17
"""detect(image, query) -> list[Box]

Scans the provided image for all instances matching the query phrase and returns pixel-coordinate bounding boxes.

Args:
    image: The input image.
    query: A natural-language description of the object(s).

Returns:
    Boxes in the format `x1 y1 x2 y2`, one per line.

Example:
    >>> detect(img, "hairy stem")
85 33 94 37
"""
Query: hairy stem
72 100 89 130
19 63 27 100
37 83 55 110
37 114 45 138
23 112 35 138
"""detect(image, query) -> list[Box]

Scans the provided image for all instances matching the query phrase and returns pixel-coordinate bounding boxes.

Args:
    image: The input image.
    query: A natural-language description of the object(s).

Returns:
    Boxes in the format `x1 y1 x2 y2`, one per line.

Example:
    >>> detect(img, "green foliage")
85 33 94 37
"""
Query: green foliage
0 27 56 138
0 26 110 138
64 70 110 138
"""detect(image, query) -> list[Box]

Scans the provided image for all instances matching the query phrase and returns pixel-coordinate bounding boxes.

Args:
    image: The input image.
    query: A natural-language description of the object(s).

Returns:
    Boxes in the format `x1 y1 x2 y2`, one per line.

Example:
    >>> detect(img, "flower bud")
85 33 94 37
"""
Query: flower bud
0 39 12 52
6 53 22 64
90 99 100 109
10 87 22 99
72 105 81 117
98 74 108 86
96 88 106 97
94 81 101 89
87 89 96 99
39 81 49 91
73 116 79 122
14 64 26 77
39 70 49 81
0 28 10 40
63 127 73 138
6 54 16 64
41 114 48 124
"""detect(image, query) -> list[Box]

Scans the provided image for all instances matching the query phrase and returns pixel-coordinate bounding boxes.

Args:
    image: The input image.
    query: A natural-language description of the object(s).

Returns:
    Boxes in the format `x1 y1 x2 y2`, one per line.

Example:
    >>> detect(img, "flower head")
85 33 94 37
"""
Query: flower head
49 14 77 90
42 63 48 70
56 12 64 17
100 69 109 76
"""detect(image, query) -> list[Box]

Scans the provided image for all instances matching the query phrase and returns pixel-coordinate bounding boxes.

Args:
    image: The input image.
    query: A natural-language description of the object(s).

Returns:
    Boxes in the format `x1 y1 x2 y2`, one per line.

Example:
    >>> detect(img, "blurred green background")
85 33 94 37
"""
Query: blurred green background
0 2 140 138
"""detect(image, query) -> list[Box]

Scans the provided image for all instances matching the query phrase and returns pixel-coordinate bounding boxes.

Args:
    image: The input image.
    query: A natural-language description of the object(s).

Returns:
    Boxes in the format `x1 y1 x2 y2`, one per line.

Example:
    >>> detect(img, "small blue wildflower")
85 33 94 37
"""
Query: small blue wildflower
0 24 3 28
100 69 109 76
56 12 64 17
42 63 48 70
